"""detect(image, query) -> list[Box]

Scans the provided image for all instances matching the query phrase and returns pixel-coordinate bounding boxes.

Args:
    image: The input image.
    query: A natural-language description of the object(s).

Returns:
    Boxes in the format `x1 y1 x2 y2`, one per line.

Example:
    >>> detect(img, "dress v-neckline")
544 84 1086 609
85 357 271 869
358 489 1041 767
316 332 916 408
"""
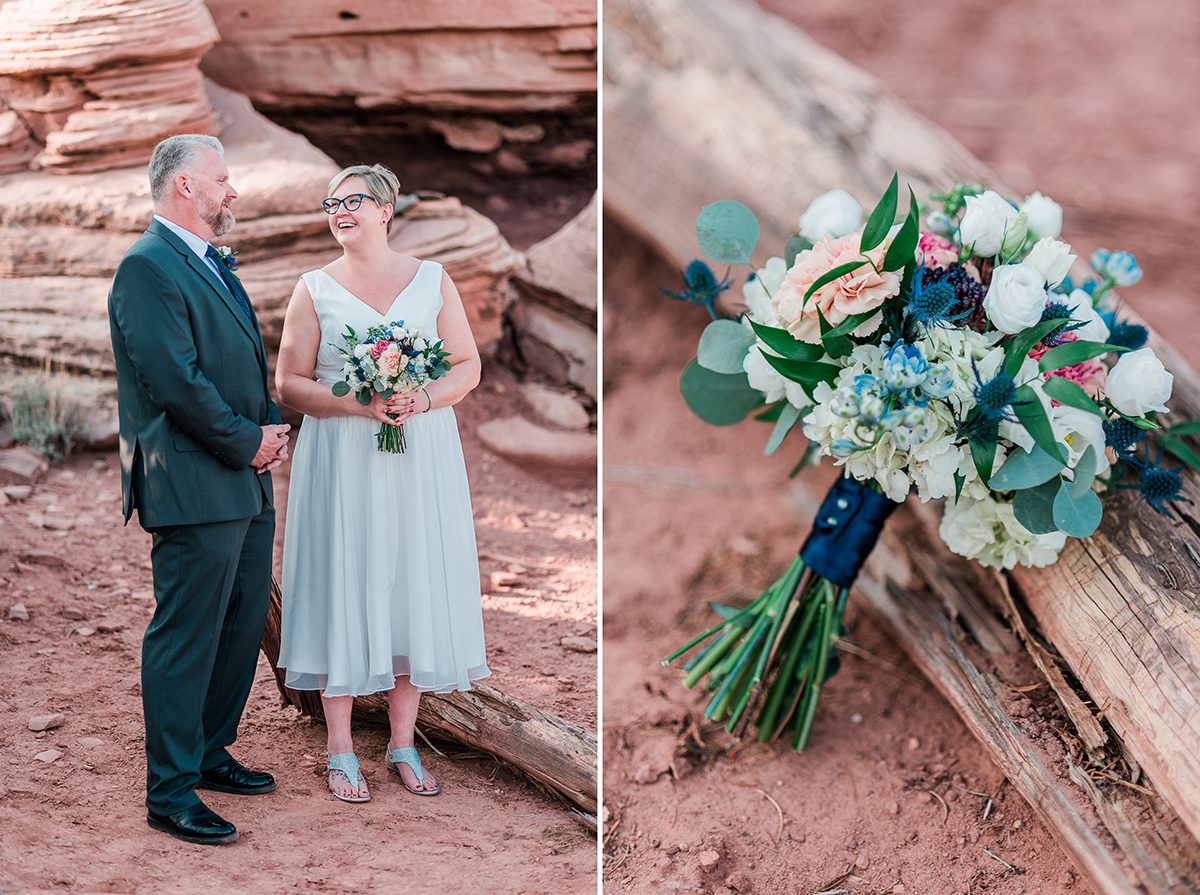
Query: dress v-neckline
317 261 425 318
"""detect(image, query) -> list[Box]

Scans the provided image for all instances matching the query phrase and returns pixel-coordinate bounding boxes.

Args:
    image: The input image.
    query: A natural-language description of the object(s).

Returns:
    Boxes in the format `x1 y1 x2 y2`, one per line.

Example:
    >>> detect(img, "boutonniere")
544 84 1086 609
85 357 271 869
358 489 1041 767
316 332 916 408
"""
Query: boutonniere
214 245 239 272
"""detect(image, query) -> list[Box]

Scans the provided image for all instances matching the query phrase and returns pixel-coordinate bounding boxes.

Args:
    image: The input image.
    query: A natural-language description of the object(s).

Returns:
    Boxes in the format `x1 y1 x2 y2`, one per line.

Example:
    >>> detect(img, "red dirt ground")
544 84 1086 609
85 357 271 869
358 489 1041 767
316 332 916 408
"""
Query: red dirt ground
0 364 596 895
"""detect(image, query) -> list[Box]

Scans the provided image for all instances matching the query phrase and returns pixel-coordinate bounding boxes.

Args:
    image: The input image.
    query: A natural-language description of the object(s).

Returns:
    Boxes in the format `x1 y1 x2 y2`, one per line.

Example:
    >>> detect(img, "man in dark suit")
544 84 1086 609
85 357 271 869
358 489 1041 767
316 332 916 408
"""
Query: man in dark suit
108 134 290 845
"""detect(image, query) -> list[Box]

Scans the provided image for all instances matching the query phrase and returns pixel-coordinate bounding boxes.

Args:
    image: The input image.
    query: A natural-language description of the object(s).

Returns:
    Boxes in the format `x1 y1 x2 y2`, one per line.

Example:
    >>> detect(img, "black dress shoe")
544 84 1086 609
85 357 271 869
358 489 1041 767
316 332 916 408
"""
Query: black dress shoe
147 801 238 845
198 756 277 795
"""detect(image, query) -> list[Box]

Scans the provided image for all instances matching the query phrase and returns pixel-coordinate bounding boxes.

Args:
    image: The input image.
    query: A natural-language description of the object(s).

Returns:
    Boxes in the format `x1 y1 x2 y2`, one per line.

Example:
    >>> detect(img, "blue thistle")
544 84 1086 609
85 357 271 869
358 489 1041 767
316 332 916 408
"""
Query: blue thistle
1040 300 1086 347
974 370 1018 422
905 272 966 329
661 260 734 320
1103 417 1145 456
1108 319 1149 351
1126 448 1190 518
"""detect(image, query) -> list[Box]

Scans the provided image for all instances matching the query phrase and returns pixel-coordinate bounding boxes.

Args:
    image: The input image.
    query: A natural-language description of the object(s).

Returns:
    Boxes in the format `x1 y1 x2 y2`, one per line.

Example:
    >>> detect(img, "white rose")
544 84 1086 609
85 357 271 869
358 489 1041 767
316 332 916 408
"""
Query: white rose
959 190 1019 257
983 262 1049 334
1023 237 1076 288
1020 192 1063 240
1051 405 1111 476
798 189 863 241
1062 289 1110 343
1105 347 1173 415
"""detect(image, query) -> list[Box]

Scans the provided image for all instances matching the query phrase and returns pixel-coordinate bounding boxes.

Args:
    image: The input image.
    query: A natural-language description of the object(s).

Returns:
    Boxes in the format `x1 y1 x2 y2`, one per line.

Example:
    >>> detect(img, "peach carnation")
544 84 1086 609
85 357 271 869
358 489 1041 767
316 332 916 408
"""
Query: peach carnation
771 232 900 344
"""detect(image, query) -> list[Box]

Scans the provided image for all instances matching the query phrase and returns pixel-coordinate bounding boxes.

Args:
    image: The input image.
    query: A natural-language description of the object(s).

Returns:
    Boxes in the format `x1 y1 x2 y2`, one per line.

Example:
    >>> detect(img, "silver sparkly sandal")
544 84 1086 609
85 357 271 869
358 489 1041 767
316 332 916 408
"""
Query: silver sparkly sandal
327 752 370 803
386 746 441 796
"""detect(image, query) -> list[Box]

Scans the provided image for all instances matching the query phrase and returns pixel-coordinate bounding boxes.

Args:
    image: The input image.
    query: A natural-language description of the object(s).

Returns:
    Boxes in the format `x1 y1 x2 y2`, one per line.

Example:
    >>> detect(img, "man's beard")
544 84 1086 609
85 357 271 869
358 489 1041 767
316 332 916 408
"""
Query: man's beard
200 194 235 237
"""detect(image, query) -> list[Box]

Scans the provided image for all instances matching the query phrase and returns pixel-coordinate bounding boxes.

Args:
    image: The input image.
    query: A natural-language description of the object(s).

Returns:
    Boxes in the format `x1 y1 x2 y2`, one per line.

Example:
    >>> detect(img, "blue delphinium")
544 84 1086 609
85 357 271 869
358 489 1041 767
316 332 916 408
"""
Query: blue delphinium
1091 249 1143 287
661 260 733 320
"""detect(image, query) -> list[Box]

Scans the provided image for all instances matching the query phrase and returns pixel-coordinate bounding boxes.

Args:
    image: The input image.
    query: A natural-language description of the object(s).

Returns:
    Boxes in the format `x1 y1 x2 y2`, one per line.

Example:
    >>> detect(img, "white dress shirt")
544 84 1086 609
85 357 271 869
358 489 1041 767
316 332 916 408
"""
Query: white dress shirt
153 214 228 286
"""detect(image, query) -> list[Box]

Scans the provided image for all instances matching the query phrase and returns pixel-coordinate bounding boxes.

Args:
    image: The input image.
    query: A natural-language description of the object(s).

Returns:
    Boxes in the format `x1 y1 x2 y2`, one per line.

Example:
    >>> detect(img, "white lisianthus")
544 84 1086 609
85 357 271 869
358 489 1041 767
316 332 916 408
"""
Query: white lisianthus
353 344 371 359
1020 192 1063 240
1051 405 1111 476
414 337 428 350
939 494 1067 569
742 256 788 324
959 190 1019 257
1062 289 1110 343
1105 347 1173 415
740 256 810 410
798 190 862 241
1023 237 1076 288
983 262 1049 334
742 345 810 410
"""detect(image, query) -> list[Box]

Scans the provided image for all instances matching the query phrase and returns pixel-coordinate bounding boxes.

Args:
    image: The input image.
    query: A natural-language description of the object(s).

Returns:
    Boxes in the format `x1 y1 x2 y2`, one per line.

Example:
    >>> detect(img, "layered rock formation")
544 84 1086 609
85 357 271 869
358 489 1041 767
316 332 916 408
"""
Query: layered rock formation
200 0 597 175
0 0 221 173
0 83 519 442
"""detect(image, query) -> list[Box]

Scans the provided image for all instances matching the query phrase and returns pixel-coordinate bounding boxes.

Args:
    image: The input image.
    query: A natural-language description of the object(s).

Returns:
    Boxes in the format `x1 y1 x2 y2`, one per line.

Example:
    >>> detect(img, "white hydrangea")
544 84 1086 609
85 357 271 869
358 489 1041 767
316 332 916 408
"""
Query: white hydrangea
939 493 1067 569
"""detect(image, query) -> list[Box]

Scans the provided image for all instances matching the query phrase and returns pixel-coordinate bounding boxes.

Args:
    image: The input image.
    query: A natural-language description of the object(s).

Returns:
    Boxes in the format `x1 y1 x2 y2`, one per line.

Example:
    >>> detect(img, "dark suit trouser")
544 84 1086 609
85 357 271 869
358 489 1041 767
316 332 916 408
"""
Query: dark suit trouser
142 506 274 815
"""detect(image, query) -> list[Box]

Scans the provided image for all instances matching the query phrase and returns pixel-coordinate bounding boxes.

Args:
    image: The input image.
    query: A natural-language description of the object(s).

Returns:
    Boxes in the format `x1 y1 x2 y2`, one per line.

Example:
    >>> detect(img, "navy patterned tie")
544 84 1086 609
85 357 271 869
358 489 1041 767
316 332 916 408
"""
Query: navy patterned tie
204 245 254 321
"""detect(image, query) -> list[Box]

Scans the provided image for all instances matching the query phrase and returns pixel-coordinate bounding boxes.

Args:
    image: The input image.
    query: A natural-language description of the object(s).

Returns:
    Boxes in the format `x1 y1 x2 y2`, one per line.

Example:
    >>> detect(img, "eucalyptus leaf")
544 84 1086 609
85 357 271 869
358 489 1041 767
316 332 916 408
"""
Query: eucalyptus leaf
1013 478 1061 534
748 320 825 361
860 173 899 253
356 390 373 406
1038 340 1127 372
1013 384 1063 462
765 403 803 456
1053 479 1102 538
1004 318 1070 377
680 358 762 426
331 381 350 397
755 403 785 422
698 319 755 374
989 443 1066 491
784 236 812 268
696 200 760 265
1041 377 1104 417
1070 445 1098 499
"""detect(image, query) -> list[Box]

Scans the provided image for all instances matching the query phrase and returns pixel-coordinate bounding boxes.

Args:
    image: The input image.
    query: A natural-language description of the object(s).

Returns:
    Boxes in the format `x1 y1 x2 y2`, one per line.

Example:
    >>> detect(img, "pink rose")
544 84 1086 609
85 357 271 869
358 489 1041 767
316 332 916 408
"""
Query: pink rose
917 232 957 270
1031 333 1107 399
772 232 900 343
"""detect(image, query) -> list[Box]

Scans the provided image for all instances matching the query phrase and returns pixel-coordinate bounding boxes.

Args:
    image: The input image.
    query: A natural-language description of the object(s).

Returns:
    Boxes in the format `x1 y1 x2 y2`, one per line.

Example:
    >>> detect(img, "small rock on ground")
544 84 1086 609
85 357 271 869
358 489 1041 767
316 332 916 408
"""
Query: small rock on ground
560 636 597 653
7 603 30 621
28 713 65 732
697 849 720 873
34 749 63 763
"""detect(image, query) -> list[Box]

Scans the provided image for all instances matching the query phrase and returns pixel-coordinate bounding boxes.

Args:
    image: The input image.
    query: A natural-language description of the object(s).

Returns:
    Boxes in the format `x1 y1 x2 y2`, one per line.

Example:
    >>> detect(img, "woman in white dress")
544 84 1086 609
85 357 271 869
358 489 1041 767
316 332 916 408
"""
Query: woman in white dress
275 164 490 802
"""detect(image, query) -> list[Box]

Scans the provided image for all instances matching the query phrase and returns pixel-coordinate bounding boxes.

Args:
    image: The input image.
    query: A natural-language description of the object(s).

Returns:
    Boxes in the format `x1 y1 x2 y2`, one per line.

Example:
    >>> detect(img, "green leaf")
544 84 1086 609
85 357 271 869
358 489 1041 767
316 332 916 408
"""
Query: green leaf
748 320 825 361
696 200 759 265
331 381 350 397
761 353 842 390
1070 446 1099 499
356 390 373 406
765 403 802 456
1003 318 1070 378
1038 341 1127 372
803 260 867 306
1041 377 1104 417
1013 384 1063 461
824 308 879 340
380 387 395 399
679 358 762 426
860 173 899 253
817 309 854 359
1160 436 1200 472
881 187 920 272
784 236 812 268
1053 479 1102 538
989 443 1066 491
970 431 998 485
1166 420 1200 437
698 319 755 374
1013 478 1061 534
953 471 966 503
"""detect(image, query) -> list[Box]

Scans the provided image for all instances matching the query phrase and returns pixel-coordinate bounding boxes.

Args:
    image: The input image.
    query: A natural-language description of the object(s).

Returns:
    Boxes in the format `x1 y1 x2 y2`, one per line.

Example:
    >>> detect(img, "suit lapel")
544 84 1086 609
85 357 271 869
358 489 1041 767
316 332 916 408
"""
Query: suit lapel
147 220 266 365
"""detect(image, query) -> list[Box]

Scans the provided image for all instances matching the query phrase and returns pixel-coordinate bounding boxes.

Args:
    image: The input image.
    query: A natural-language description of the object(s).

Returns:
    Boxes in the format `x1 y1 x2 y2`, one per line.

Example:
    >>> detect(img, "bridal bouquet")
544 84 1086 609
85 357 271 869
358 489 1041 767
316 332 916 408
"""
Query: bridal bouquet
664 175 1195 750
330 320 451 453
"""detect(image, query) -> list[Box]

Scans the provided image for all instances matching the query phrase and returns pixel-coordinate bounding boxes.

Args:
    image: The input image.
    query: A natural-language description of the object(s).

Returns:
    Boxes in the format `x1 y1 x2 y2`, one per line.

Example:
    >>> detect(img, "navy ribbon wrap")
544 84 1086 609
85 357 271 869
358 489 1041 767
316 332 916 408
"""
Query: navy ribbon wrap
799 477 899 588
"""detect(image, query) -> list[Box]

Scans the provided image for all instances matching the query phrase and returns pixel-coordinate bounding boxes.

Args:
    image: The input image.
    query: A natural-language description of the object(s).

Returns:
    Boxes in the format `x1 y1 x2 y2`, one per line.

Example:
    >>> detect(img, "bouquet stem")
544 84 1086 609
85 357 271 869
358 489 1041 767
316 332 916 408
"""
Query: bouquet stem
376 418 407 453
664 477 896 751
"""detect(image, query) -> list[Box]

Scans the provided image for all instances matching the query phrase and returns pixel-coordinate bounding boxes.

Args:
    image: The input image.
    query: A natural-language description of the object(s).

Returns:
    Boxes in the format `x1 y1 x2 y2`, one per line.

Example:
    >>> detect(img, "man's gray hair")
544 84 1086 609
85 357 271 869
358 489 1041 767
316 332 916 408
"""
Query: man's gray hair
148 134 224 203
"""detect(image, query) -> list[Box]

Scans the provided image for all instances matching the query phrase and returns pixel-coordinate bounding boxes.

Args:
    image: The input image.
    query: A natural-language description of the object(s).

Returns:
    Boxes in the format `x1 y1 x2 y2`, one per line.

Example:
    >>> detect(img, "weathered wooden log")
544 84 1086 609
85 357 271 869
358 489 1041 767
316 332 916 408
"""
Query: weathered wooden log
260 580 598 821
605 0 1200 890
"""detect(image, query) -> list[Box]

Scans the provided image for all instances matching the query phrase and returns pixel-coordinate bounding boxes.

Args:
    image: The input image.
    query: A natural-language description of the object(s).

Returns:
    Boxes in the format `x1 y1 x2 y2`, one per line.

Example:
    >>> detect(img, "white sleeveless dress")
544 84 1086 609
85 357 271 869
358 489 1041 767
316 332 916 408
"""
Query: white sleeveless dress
278 260 490 696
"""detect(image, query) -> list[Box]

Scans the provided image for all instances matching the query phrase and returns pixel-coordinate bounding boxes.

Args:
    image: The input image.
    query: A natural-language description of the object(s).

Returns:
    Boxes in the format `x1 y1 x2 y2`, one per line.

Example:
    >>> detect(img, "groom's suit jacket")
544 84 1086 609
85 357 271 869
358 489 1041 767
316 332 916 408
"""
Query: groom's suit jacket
108 218 280 529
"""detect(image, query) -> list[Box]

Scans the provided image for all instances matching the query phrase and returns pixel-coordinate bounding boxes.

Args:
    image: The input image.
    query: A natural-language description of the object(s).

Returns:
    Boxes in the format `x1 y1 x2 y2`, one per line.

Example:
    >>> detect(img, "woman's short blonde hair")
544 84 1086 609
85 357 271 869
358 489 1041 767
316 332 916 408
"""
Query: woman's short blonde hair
327 164 402 231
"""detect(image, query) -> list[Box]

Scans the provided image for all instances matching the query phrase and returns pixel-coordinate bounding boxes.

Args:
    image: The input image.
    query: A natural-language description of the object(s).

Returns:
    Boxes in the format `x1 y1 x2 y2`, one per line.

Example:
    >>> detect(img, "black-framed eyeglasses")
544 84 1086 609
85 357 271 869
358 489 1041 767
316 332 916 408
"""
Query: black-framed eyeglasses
322 193 380 214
